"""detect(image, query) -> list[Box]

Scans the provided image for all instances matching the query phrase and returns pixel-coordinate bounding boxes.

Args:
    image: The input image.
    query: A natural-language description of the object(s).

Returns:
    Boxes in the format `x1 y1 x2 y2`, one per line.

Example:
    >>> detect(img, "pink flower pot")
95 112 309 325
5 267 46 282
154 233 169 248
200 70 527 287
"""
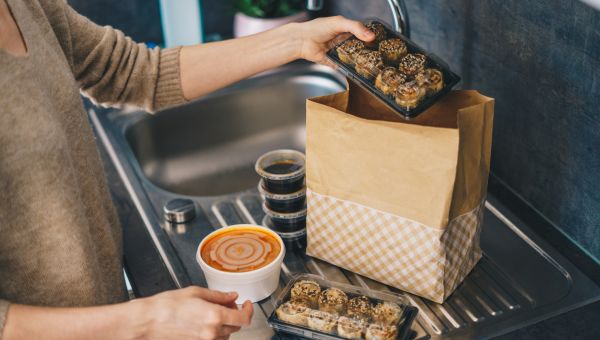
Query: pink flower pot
234 11 309 38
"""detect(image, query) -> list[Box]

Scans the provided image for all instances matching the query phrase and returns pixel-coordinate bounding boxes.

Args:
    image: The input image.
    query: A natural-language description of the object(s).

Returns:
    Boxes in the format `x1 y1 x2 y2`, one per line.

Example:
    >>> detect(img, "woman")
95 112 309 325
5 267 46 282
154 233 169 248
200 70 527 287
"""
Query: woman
0 0 374 339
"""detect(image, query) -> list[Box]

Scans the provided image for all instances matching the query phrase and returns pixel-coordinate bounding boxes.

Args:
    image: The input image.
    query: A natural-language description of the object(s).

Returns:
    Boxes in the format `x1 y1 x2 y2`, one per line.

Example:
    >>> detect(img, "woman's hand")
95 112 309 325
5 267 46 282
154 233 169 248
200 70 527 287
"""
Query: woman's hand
292 16 375 66
134 286 253 339
3 286 252 340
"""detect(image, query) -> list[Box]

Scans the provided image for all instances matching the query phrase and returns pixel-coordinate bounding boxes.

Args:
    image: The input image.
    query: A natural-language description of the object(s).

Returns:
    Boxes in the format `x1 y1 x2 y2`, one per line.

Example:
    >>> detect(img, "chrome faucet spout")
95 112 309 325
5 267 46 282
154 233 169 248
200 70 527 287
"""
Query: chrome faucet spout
307 0 323 11
387 0 410 37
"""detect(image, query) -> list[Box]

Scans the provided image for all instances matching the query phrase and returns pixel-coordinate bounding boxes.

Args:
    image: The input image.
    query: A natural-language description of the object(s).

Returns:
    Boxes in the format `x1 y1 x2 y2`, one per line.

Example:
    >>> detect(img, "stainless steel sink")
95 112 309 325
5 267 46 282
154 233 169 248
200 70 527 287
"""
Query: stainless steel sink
90 62 600 339
125 70 341 196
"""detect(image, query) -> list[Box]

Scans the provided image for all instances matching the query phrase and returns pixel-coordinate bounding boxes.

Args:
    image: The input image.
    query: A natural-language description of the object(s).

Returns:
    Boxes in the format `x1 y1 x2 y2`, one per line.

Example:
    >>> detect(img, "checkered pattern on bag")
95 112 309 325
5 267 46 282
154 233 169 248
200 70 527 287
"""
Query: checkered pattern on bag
306 190 484 303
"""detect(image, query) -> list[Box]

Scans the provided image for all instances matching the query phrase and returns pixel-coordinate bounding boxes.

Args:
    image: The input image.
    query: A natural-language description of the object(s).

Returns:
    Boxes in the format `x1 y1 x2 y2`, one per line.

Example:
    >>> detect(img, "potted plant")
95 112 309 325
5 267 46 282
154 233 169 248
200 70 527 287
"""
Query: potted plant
233 0 309 38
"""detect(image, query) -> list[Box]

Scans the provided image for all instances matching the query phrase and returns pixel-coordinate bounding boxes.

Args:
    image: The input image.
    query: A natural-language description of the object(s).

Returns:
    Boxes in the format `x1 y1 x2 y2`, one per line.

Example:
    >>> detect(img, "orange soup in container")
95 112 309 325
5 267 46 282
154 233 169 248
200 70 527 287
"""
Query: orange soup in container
197 225 285 303
200 228 281 272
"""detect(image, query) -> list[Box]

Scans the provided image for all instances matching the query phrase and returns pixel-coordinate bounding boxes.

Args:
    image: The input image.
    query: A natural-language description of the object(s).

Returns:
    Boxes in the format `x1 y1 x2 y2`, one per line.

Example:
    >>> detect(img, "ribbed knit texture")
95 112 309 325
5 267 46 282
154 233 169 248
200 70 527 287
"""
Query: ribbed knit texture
156 46 187 109
0 1 187 337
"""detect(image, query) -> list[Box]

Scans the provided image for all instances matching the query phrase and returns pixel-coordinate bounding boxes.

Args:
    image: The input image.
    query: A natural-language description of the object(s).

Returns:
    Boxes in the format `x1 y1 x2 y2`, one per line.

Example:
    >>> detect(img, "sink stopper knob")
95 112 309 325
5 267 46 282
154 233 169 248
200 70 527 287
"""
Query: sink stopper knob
164 198 196 223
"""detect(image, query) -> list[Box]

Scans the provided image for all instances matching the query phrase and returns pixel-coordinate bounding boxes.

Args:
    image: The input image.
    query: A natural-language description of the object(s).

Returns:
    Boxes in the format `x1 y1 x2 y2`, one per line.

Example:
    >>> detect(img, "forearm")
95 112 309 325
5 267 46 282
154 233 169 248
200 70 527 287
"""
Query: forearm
180 23 301 100
2 302 143 340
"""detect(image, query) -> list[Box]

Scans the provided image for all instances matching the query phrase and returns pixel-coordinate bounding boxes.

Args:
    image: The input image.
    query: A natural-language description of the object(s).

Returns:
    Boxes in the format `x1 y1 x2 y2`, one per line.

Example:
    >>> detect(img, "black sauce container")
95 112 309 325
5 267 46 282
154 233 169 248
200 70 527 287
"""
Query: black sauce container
255 150 305 194
258 179 306 213
262 202 306 234
262 216 307 250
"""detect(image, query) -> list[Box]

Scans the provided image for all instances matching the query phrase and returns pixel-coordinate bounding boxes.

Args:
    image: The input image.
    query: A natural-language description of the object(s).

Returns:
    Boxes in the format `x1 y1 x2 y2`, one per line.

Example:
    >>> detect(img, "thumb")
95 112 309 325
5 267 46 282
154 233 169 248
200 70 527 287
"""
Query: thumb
332 16 374 42
184 286 239 305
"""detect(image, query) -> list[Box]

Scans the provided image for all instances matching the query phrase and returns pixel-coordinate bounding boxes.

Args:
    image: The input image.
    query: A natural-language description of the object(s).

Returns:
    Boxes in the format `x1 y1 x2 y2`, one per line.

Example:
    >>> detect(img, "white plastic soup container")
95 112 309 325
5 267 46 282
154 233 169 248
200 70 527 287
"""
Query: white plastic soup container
196 224 285 303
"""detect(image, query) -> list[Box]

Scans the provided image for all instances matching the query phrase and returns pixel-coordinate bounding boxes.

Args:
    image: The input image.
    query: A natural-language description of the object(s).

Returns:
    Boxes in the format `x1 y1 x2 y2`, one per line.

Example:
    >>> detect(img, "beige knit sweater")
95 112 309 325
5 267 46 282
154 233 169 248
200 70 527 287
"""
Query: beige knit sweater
0 0 187 335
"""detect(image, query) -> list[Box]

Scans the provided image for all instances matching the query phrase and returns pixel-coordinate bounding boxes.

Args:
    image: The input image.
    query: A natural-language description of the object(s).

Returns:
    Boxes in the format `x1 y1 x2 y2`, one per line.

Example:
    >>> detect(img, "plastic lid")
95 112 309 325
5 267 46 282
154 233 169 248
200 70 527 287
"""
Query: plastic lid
255 149 305 181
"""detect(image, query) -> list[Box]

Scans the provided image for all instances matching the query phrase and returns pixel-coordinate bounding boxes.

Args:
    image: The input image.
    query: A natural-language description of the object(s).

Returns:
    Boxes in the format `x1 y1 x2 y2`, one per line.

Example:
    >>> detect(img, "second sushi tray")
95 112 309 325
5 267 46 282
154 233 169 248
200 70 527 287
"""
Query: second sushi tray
268 274 418 340
326 20 461 119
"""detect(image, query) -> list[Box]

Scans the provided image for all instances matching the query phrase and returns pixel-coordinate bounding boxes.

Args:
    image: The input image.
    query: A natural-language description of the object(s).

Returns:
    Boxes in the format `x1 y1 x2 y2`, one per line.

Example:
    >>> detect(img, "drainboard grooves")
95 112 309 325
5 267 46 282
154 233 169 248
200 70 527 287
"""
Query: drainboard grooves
406 295 448 335
453 290 485 322
480 257 533 306
307 258 350 284
438 300 467 328
211 201 244 226
472 259 522 311
283 252 312 274
462 279 503 317
344 271 373 290
236 195 265 224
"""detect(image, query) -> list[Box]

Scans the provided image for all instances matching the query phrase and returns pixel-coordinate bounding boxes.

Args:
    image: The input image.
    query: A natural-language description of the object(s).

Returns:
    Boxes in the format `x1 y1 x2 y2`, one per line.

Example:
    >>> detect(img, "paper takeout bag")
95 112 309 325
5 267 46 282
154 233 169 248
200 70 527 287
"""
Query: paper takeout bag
305 81 494 303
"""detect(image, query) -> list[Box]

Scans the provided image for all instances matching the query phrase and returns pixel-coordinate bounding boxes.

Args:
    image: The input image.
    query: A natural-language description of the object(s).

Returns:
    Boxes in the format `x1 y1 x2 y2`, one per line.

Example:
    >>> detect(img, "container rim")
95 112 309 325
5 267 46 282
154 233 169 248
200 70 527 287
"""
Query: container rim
261 216 307 239
254 149 306 181
258 179 306 200
196 224 286 277
262 202 307 219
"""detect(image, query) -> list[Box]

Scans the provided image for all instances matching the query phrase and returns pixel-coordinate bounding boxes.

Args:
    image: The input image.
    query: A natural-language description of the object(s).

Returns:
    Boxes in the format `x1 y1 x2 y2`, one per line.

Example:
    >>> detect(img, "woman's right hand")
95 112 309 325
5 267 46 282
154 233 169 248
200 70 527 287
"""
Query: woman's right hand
133 286 253 340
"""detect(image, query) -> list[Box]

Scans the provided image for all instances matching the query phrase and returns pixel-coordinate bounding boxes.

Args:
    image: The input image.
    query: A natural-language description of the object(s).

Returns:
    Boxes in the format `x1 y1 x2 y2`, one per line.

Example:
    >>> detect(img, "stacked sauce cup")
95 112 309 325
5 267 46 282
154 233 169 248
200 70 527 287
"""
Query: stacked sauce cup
255 150 307 248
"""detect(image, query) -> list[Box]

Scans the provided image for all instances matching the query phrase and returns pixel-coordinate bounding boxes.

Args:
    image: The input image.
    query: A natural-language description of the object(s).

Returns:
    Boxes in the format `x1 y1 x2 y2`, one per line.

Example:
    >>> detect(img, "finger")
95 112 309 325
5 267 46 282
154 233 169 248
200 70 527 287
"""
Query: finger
219 300 253 327
332 16 374 42
187 287 239 306
225 301 238 310
326 33 353 50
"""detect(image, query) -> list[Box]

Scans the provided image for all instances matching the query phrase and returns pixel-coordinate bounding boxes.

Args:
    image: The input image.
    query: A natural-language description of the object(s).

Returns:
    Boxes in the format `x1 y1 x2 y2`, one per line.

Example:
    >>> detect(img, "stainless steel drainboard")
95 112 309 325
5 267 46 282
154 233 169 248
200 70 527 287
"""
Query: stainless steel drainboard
90 63 600 339
140 189 599 340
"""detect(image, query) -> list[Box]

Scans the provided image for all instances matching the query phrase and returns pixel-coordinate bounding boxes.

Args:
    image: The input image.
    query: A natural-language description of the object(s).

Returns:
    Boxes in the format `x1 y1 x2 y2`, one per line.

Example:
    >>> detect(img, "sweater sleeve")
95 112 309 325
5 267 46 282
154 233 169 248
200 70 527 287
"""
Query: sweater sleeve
38 0 187 112
0 300 8 340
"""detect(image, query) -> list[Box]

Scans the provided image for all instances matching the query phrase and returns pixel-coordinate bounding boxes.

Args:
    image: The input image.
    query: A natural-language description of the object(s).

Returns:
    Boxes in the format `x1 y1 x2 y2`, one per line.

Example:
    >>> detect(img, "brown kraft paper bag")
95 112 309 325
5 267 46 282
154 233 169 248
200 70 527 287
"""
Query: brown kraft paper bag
305 81 494 303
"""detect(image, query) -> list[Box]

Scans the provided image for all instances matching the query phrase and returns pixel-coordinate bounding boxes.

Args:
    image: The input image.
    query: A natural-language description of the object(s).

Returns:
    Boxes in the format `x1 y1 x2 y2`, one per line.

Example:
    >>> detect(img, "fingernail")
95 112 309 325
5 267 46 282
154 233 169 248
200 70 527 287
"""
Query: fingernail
228 292 238 297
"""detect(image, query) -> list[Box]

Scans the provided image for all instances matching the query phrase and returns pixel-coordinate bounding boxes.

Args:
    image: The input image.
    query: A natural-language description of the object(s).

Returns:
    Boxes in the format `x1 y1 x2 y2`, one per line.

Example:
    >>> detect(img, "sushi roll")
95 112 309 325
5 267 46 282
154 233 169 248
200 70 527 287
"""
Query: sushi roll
347 296 373 321
371 302 403 326
291 280 321 308
336 39 366 65
355 50 385 80
365 323 398 340
318 287 348 315
365 22 387 48
337 316 366 339
375 67 408 95
290 297 312 308
307 310 338 333
415 68 444 94
398 53 427 76
378 38 407 64
393 82 426 109
275 300 311 326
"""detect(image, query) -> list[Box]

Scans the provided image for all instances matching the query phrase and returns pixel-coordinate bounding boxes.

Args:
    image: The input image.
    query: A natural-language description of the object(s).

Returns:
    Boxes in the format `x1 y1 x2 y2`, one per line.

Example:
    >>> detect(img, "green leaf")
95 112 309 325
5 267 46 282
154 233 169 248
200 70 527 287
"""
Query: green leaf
233 0 304 18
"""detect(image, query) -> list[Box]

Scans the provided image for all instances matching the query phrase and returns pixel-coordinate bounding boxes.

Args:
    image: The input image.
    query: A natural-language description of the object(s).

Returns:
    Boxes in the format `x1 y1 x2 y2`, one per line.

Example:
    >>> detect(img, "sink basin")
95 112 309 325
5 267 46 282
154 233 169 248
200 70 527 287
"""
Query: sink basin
126 68 344 196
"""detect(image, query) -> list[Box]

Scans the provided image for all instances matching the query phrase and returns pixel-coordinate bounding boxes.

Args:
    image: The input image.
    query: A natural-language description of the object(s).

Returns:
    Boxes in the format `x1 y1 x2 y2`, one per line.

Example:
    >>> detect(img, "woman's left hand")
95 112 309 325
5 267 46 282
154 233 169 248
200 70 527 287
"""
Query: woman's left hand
292 16 375 67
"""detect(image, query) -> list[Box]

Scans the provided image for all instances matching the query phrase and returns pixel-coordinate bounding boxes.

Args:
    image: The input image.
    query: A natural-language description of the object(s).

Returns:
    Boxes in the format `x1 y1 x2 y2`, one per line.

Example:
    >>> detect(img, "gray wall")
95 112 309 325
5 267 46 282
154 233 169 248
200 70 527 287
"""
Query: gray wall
328 0 600 261
67 0 163 45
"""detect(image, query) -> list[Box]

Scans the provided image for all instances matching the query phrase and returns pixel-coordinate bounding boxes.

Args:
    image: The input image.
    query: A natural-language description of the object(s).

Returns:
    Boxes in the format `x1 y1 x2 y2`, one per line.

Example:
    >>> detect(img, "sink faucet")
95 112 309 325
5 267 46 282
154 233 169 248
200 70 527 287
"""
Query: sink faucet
306 0 410 37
